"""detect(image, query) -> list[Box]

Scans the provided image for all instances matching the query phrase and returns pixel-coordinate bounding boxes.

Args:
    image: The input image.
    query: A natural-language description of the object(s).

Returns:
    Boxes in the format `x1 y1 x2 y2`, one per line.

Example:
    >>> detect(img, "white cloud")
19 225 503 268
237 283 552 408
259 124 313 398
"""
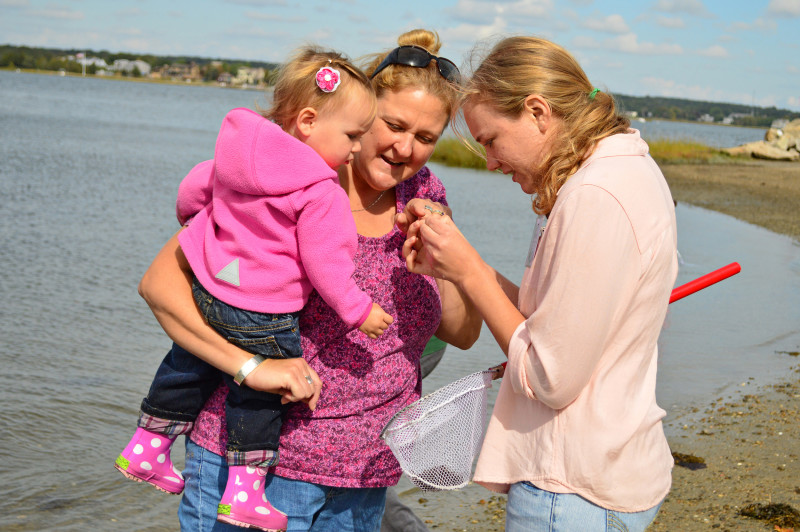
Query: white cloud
571 35 599 49
439 19 509 45
116 28 144 37
767 0 800 17
225 0 287 6
571 33 683 55
29 6 84 20
729 17 778 32
223 25 272 39
446 0 553 24
652 0 713 17
115 7 144 17
605 33 684 54
656 15 685 28
245 11 306 22
0 0 28 7
304 28 333 42
640 76 718 101
582 14 629 34
562 8 579 20
698 44 728 57
788 96 800 108
637 76 785 108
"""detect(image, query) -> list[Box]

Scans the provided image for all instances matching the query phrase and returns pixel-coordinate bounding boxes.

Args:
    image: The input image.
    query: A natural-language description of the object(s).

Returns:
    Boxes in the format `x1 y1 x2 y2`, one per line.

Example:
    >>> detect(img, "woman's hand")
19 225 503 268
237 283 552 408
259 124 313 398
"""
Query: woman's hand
244 358 322 410
395 198 451 235
403 211 484 286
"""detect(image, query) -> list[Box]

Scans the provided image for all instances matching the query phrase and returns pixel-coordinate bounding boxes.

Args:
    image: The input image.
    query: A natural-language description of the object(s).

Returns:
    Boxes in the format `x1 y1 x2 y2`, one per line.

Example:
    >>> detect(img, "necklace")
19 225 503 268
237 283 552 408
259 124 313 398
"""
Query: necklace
350 189 387 212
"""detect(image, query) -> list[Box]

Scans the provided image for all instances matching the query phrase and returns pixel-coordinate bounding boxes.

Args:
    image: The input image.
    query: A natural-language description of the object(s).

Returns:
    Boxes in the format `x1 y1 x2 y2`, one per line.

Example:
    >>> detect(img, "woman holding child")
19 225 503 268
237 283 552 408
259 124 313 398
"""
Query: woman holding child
138 29 480 531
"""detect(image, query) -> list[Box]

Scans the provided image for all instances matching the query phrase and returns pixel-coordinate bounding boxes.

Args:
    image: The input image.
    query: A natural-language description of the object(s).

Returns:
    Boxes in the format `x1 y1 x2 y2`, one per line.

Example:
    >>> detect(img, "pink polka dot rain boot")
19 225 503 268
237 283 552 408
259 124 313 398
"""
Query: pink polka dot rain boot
114 427 184 494
216 464 287 531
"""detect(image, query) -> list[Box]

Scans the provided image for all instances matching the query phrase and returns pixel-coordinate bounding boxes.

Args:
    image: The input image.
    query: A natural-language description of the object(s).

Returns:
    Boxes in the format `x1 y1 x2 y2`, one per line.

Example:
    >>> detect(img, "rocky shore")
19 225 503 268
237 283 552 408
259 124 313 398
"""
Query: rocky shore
397 160 800 531
722 119 800 162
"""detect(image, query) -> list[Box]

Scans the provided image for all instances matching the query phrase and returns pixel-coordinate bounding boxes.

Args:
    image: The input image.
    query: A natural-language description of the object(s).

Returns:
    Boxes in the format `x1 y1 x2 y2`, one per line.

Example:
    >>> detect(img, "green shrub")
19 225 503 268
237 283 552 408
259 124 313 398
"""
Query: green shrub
430 138 487 170
646 138 746 164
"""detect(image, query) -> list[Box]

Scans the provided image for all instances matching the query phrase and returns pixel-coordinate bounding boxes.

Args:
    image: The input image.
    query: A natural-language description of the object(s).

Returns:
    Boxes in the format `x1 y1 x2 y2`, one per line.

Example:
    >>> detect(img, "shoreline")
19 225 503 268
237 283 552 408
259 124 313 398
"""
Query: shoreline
2 66 267 91
394 161 800 531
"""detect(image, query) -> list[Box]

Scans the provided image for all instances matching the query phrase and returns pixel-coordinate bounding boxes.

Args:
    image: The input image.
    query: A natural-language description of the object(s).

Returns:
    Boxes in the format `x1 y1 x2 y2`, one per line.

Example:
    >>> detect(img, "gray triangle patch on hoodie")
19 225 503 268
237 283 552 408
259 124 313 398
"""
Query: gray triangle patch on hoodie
215 258 240 286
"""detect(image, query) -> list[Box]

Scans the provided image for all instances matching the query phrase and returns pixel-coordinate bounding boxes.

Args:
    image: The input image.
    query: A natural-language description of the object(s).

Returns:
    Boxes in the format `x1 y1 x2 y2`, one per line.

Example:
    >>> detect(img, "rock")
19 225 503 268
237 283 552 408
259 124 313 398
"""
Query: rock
729 118 800 161
784 118 800 133
751 142 800 161
765 128 782 142
723 141 764 157
723 140 800 161
775 135 798 151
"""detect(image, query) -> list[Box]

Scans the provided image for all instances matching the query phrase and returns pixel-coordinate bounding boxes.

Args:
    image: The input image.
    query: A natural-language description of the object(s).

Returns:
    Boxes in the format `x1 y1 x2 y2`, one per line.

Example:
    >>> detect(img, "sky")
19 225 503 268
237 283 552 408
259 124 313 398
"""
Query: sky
2 0 799 111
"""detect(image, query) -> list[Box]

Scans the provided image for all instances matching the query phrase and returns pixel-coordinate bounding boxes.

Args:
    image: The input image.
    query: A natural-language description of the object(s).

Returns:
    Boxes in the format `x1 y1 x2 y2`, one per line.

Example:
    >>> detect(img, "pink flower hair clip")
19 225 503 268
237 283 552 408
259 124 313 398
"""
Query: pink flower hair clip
315 66 341 93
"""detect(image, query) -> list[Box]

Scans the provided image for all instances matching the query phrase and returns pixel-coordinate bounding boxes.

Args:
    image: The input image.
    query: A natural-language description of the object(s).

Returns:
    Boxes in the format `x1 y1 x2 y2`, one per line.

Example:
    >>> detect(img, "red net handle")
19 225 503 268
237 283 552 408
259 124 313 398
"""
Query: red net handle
496 262 741 372
669 262 741 303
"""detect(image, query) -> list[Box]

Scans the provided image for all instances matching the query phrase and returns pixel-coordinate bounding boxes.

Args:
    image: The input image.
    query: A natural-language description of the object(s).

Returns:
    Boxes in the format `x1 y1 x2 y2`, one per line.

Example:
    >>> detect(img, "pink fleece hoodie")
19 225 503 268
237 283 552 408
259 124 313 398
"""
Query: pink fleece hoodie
176 107 372 328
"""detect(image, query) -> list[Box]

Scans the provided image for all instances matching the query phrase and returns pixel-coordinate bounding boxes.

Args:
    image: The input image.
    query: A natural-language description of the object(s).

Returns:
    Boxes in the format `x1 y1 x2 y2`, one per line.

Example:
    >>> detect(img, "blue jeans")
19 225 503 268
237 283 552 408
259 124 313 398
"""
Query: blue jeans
506 482 663 532
179 440 387 532
140 279 301 455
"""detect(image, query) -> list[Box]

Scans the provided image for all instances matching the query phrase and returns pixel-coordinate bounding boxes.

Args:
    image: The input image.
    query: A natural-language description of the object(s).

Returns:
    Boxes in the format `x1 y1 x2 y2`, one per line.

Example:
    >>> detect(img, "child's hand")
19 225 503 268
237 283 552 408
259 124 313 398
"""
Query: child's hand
243 358 322 410
395 198 450 234
358 303 394 339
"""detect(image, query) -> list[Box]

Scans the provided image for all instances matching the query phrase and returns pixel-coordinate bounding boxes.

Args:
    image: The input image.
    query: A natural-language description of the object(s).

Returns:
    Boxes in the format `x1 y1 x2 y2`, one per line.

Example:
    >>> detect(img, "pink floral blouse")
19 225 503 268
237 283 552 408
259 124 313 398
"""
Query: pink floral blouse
190 166 446 488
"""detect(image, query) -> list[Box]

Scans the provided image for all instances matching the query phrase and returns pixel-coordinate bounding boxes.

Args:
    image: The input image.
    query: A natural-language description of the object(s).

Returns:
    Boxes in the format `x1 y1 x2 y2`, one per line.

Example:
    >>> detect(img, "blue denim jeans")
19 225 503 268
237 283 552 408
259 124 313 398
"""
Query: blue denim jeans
506 482 663 532
179 440 387 532
140 279 301 455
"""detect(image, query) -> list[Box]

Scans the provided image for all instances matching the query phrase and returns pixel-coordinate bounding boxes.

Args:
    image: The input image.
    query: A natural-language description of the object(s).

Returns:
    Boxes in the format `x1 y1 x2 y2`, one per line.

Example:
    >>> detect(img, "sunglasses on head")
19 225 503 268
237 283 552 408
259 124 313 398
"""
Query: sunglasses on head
370 45 460 83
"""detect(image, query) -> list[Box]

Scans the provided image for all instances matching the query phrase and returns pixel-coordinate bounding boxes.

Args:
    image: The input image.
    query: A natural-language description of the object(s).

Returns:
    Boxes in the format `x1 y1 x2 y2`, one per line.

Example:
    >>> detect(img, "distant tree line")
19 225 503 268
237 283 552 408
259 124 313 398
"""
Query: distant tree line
2 45 798 124
614 94 799 127
0 44 279 83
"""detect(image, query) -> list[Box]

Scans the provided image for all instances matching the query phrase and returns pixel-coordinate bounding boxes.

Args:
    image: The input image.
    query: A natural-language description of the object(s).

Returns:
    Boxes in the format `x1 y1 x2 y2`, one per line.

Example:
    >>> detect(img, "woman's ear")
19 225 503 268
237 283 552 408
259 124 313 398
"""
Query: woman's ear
294 107 318 139
523 95 551 133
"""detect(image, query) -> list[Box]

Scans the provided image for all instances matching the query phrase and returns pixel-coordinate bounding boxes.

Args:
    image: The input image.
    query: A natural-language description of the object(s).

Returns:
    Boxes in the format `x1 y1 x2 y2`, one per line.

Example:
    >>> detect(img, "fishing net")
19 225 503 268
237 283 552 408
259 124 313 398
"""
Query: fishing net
380 368 495 491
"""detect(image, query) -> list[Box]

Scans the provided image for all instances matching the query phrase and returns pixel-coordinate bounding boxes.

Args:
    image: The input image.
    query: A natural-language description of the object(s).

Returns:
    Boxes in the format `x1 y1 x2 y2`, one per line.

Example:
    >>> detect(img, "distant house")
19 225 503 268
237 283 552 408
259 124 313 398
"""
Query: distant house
722 112 753 125
698 113 714 123
153 62 202 82
234 67 266 87
111 59 151 76
217 72 234 86
69 55 108 69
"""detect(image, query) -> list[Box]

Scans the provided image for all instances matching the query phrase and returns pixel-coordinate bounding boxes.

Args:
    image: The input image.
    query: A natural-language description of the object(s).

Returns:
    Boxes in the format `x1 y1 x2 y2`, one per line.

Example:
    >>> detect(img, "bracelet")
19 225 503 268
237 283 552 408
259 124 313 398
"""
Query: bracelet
233 354 266 385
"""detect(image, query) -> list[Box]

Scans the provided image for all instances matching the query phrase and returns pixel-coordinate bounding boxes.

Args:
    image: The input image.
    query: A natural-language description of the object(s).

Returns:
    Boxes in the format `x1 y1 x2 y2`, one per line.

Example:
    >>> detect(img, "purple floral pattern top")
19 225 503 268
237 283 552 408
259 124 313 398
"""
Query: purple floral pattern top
190 166 447 488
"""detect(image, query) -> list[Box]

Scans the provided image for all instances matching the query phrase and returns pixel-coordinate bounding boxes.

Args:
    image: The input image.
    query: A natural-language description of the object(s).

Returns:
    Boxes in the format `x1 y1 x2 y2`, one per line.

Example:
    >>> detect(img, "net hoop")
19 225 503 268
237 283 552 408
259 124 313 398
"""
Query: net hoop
380 369 494 491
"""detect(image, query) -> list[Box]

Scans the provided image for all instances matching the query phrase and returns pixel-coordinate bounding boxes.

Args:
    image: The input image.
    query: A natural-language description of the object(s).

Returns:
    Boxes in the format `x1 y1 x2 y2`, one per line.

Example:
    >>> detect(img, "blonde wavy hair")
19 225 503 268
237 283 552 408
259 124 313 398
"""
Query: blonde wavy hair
363 29 459 124
462 36 630 215
263 45 376 129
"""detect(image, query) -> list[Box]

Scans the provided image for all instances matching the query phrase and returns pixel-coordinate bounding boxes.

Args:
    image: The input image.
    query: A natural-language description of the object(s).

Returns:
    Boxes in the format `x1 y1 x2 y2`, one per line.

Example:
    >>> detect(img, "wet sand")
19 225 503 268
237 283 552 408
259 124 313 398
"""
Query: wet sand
396 160 800 531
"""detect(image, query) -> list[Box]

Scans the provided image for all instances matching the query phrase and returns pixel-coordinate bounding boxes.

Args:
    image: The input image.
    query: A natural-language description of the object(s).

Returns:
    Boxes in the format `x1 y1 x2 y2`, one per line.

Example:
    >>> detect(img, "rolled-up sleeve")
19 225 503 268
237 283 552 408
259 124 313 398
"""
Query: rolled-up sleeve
507 321 537 399
507 185 642 410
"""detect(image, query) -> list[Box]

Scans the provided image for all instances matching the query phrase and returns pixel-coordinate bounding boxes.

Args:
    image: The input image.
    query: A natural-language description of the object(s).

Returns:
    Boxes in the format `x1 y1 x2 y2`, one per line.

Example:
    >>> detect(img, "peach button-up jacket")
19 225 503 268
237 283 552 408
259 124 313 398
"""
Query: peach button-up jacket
474 130 678 512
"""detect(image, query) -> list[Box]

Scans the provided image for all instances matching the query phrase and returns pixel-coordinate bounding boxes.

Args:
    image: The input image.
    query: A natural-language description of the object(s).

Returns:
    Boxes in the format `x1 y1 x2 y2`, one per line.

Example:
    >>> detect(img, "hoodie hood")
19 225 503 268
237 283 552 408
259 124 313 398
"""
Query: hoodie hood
213 107 338 196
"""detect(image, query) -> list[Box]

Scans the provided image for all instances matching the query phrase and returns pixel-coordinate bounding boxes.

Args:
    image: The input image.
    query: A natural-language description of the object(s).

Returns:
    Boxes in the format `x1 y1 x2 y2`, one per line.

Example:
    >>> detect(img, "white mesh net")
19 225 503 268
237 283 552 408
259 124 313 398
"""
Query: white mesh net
380 369 494 491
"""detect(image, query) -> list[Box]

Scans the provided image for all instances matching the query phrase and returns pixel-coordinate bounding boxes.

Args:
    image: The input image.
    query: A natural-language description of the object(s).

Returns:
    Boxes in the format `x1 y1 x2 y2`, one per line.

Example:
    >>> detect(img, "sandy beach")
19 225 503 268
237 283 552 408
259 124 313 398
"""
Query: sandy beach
395 160 800 531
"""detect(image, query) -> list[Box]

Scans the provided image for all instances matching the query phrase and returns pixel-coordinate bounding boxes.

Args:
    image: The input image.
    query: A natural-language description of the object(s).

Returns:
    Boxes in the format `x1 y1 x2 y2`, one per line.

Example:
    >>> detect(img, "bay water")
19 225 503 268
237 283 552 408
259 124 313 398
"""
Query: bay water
1 71 798 531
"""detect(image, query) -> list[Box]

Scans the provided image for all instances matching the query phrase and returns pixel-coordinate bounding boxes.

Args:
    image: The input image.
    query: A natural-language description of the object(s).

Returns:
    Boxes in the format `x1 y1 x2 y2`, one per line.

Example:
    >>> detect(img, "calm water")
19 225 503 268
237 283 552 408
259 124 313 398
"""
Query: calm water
635 119 767 149
1 71 798 531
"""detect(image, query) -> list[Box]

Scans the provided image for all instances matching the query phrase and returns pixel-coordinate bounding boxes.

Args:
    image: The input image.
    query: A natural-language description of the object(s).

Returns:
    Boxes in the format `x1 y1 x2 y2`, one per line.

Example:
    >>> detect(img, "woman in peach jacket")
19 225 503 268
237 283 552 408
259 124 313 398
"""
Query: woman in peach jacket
403 36 677 532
